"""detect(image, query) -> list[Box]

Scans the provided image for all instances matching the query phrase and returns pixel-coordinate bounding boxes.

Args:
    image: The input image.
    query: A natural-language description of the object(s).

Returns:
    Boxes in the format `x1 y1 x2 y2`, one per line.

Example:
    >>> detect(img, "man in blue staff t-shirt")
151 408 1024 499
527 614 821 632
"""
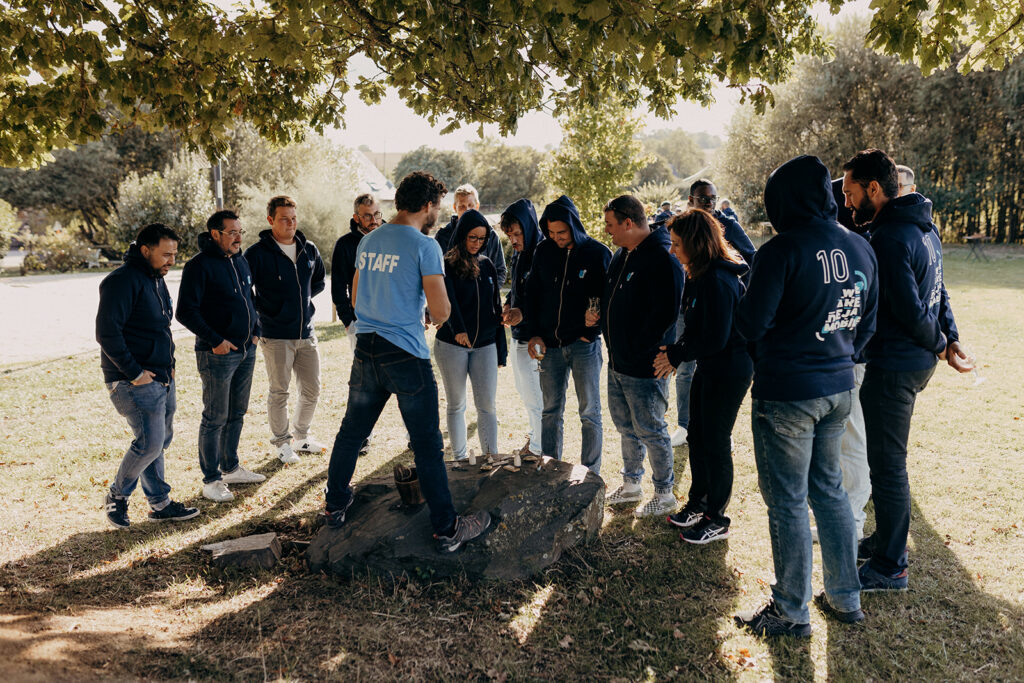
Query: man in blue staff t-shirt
323 171 491 553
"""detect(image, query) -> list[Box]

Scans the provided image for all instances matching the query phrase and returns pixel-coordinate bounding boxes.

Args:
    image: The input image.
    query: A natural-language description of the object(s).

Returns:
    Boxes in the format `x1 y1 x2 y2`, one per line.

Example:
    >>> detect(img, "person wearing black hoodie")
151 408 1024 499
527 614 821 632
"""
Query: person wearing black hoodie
96 224 199 529
499 199 545 458
734 155 878 638
332 193 382 352
654 209 752 544
593 195 684 518
176 210 266 503
434 210 506 460
433 183 507 285
244 195 328 465
522 195 611 474
840 149 973 592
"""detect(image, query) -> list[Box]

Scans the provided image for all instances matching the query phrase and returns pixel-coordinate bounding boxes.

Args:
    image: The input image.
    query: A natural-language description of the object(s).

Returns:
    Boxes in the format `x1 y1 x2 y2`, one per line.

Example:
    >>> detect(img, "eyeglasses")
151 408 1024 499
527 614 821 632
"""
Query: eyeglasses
217 229 245 237
692 195 717 206
466 235 487 243
358 211 383 221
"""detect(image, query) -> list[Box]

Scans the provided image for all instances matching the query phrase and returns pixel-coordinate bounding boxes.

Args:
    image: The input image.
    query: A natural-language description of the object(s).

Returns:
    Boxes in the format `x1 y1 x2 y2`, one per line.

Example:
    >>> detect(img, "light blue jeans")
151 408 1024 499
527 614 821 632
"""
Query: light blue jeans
674 311 696 429
106 379 175 508
752 390 861 623
510 340 543 455
434 339 499 458
607 368 674 495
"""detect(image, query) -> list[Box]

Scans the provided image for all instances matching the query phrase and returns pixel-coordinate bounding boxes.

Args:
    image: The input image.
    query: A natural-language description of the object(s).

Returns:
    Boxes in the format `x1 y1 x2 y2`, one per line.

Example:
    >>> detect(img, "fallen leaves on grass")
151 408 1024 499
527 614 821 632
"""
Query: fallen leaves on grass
559 634 574 649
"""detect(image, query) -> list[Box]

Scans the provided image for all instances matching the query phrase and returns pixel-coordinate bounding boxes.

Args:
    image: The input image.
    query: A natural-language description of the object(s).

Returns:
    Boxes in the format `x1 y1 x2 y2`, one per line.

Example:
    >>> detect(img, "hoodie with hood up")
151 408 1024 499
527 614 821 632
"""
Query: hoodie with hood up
436 210 507 365
501 199 544 342
243 229 326 340
864 193 958 371
522 196 611 348
665 258 752 377
735 155 879 402
331 218 370 327
176 232 260 352
601 226 684 379
435 213 507 285
96 243 176 384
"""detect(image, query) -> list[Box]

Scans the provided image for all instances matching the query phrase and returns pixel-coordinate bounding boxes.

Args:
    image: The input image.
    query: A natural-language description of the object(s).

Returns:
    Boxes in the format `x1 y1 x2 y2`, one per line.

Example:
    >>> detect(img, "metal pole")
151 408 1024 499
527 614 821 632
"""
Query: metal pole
213 160 224 210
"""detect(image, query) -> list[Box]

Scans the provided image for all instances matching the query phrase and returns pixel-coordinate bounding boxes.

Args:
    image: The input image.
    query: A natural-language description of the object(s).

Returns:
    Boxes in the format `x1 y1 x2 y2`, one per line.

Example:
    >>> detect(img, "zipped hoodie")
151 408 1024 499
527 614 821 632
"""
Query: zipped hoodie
176 232 260 352
435 213 507 285
865 193 958 371
522 195 611 348
331 218 368 327
601 226 684 378
501 198 543 342
96 243 175 384
736 155 879 402
665 258 752 377
243 229 326 340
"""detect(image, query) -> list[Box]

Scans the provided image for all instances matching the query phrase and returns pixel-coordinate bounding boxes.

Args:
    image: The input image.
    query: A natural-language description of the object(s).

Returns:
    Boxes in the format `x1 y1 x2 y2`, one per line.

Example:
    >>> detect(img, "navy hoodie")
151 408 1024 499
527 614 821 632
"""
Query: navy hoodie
666 258 752 377
243 229 326 340
864 193 958 371
522 196 611 348
435 214 507 285
436 210 507 364
713 209 757 268
736 155 879 402
176 232 260 352
96 243 175 384
331 218 368 327
501 199 544 342
601 226 684 378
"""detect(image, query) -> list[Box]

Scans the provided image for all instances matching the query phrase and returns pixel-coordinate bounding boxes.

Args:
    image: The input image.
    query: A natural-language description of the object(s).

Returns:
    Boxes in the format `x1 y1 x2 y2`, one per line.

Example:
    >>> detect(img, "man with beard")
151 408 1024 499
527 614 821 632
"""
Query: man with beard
333 193 382 352
841 149 973 592
323 172 491 552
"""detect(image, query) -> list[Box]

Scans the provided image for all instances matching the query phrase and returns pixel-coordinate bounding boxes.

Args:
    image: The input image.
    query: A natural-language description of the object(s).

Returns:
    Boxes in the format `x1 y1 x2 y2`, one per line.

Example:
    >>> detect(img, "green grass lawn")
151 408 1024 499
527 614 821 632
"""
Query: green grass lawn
1 245 1022 681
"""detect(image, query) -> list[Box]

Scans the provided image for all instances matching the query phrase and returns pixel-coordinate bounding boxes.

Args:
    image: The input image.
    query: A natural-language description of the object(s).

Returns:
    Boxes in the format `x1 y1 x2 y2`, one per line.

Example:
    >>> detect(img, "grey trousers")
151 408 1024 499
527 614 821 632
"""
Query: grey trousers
260 337 321 446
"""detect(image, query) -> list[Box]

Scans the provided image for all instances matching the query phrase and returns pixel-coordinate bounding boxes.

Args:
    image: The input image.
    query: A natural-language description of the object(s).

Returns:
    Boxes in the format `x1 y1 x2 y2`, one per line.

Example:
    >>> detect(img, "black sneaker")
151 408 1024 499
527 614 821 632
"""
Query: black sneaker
358 438 371 456
436 510 492 553
666 505 704 529
734 600 812 638
859 562 909 592
813 592 865 624
680 516 730 544
104 493 130 529
857 533 875 561
148 500 200 523
323 496 355 528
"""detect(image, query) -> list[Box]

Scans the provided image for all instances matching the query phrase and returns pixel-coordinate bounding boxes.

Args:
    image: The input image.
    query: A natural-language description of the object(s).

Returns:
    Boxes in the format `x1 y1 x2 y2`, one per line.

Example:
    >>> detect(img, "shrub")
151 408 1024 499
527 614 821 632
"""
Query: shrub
19 229 94 274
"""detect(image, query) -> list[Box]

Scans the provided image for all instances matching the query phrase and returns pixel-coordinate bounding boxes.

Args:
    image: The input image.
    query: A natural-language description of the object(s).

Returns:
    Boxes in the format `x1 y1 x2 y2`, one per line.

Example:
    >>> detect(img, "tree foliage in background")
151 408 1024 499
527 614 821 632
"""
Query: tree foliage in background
467 138 547 210
633 156 676 187
639 129 707 180
716 18 1024 243
542 100 650 242
391 146 468 191
113 151 213 255
0 128 178 244
0 199 17 253
632 182 682 212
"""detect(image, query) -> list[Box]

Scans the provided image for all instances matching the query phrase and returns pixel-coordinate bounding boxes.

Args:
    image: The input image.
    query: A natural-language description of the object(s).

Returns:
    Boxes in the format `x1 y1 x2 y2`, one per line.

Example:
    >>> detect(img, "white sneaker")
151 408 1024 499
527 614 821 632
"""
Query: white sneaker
606 483 643 505
295 436 328 454
277 443 300 464
222 465 266 485
634 495 678 518
202 480 235 502
670 427 688 447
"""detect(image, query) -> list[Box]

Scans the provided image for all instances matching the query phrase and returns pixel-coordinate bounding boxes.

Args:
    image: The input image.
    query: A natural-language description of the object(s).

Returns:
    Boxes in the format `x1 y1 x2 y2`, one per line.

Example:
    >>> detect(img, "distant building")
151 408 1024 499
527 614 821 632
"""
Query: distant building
354 151 396 205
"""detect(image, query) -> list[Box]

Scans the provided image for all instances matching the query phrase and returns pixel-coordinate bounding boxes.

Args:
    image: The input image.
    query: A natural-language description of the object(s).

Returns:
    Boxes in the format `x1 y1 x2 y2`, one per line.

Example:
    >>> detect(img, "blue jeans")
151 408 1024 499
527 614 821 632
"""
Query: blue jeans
607 369 673 494
325 333 456 534
434 339 498 458
674 312 695 429
751 391 861 623
510 340 543 455
197 347 256 484
538 339 603 474
106 379 175 508
861 363 935 575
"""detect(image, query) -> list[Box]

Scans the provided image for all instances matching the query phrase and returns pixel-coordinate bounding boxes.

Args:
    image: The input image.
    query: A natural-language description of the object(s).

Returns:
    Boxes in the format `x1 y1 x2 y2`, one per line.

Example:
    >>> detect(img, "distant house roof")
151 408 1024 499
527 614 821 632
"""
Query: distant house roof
355 151 396 201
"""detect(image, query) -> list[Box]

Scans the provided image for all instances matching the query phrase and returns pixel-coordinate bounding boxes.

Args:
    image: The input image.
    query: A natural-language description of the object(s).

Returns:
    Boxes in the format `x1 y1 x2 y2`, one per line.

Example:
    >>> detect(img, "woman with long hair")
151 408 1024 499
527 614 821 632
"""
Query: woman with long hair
655 209 753 544
435 209 506 460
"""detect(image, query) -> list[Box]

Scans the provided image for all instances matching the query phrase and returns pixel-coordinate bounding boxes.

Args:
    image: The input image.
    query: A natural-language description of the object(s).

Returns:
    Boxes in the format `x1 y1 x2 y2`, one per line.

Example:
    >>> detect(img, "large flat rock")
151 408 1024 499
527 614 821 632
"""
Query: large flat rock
307 457 604 580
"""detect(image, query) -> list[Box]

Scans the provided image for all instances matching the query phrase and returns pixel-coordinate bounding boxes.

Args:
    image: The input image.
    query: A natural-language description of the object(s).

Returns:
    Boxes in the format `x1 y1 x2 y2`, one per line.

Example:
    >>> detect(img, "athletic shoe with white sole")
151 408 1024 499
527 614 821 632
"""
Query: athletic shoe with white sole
670 427 687 447
735 600 812 638
104 493 130 529
295 436 328 454
277 442 300 464
148 500 200 523
605 483 643 505
680 516 730 544
202 480 235 502
667 505 705 529
435 510 492 553
634 495 678 518
222 465 266 484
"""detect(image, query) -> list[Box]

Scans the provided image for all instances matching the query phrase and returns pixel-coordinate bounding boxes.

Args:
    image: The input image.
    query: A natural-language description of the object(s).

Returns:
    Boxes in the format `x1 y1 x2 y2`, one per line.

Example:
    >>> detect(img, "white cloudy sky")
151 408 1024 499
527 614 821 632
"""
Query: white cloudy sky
326 1 870 152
